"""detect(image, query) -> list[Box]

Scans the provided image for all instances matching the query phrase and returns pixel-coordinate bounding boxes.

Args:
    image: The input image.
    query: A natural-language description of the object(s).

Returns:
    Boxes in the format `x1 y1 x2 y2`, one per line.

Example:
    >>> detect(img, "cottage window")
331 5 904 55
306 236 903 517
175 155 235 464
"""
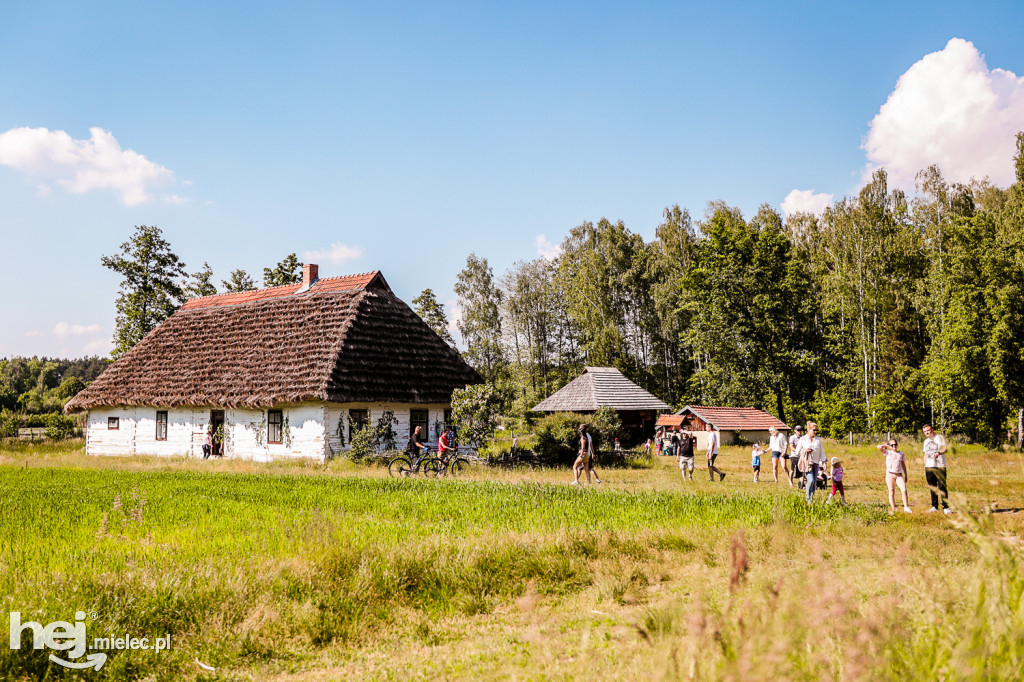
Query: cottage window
156 411 168 441
268 410 283 444
108 417 119 430
349 409 368 439
443 409 453 430
410 409 428 438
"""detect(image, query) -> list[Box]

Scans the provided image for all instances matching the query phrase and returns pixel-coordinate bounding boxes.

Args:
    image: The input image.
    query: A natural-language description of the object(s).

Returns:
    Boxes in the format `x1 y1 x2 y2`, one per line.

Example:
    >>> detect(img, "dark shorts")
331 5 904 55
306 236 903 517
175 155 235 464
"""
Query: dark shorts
752 465 761 472
771 450 782 459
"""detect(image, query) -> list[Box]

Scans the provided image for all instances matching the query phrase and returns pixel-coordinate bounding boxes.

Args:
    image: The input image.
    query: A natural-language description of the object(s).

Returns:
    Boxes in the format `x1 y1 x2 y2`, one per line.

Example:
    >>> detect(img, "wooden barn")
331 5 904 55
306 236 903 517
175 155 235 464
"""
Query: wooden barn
65 266 481 461
657 405 789 450
530 366 669 443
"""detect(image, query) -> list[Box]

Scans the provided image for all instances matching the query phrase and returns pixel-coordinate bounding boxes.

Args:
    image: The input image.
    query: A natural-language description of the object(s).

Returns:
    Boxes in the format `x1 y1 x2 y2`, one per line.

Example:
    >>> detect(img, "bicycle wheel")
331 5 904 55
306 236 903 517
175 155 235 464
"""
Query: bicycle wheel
449 458 467 476
388 457 414 478
421 457 444 478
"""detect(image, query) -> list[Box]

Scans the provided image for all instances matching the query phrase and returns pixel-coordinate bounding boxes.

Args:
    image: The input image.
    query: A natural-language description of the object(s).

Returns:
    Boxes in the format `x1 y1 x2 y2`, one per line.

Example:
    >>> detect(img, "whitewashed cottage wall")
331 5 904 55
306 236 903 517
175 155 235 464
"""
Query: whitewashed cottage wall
86 402 452 461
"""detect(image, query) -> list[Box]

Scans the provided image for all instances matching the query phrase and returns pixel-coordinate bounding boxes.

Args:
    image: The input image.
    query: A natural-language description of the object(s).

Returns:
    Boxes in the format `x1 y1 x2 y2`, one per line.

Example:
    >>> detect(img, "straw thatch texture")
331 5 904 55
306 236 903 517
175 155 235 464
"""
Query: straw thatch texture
66 279 479 412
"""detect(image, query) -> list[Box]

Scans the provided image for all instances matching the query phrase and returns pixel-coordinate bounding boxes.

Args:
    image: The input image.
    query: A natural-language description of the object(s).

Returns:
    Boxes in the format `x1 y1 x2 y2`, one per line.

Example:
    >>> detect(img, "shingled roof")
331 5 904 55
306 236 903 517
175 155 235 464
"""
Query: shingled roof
677 405 789 431
66 270 480 412
530 367 670 413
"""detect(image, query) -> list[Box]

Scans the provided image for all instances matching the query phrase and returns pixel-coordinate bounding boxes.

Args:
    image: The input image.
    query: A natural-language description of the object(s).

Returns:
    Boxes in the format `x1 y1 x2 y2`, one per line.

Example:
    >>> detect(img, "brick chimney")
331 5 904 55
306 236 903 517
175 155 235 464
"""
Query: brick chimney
299 263 319 293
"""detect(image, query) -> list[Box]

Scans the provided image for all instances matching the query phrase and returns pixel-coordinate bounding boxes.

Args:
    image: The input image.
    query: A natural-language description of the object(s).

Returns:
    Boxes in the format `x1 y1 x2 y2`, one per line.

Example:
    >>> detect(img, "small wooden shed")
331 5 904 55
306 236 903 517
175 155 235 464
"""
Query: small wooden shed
530 367 669 443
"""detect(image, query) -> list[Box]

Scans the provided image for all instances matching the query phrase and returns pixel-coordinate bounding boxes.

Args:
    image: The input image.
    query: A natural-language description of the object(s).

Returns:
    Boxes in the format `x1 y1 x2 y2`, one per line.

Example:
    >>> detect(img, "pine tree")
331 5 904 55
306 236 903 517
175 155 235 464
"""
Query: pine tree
101 225 187 358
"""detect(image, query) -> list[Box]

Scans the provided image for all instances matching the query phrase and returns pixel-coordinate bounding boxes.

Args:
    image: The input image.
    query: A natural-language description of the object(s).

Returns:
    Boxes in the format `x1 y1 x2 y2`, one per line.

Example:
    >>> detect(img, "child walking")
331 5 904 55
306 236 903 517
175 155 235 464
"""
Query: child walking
751 443 765 483
827 456 846 505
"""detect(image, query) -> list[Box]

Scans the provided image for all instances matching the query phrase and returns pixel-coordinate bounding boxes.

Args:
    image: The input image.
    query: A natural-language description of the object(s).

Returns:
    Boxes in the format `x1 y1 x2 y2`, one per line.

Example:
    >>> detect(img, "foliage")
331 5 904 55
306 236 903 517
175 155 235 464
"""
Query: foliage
54 376 86 401
43 413 77 440
0 409 18 438
531 411 621 466
101 225 187 358
183 261 218 299
348 423 378 461
451 383 499 447
454 254 505 383
376 410 398 450
263 253 303 287
221 268 256 292
411 288 455 346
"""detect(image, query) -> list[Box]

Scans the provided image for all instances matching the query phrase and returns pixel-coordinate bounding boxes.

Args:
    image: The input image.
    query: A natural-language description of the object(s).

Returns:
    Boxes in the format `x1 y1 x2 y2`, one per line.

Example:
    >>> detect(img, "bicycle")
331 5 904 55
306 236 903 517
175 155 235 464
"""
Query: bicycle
434 446 474 476
388 446 443 478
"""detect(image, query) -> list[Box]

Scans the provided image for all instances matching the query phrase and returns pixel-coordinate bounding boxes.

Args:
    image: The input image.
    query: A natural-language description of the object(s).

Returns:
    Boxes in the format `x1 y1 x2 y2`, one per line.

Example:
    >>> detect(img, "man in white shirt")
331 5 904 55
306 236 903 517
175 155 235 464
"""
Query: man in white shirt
922 424 950 513
706 424 725 481
796 421 826 504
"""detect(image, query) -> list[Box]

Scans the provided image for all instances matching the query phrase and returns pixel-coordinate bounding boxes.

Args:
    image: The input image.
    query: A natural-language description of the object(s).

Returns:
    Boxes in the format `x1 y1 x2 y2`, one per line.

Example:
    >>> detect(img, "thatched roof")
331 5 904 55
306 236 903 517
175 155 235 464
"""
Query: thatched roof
66 271 480 412
676 405 789 431
530 367 670 413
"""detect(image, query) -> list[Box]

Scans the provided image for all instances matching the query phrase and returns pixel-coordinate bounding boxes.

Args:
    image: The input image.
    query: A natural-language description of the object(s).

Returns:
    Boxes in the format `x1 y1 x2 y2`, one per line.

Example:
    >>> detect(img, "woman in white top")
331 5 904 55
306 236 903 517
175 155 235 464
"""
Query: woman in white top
796 422 826 504
768 426 787 483
878 437 912 514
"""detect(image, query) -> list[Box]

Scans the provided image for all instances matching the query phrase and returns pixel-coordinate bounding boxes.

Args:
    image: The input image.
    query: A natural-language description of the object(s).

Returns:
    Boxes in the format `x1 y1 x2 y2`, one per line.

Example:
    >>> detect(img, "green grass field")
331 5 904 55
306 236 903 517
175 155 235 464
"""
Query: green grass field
1 440 1022 680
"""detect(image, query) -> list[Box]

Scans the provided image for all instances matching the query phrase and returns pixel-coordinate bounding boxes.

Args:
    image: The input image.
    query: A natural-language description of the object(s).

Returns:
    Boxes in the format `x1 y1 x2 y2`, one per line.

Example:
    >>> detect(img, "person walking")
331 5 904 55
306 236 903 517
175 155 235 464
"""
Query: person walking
407 425 427 462
769 426 787 483
751 443 765 483
706 424 726 481
584 424 602 484
677 429 696 481
922 424 951 514
796 422 826 504
202 428 212 460
826 457 847 505
879 437 912 514
788 424 803 488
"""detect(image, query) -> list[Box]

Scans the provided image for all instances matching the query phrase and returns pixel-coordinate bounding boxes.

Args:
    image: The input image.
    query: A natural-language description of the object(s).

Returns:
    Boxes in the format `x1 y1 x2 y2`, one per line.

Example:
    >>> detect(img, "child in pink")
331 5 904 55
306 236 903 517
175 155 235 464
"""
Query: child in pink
827 456 846 504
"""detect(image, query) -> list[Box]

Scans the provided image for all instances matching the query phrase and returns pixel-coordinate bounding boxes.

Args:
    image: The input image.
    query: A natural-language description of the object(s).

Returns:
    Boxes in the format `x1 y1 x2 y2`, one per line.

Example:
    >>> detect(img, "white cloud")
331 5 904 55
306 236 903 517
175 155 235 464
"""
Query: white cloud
863 38 1024 191
23 330 43 337
162 194 190 204
302 242 365 265
54 322 102 338
0 126 177 205
781 189 834 218
535 234 562 261
82 338 113 355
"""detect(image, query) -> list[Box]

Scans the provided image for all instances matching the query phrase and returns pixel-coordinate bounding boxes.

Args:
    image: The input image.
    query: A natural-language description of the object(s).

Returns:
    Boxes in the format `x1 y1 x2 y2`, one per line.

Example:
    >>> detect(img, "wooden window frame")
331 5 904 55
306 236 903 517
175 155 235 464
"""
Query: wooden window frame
155 411 168 441
348 409 369 440
410 409 428 438
108 417 119 430
268 410 283 445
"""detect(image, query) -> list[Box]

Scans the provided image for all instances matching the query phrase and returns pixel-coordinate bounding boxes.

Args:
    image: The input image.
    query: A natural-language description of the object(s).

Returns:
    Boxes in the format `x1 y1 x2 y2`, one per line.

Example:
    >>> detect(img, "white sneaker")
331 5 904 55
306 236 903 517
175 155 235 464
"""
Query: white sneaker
570 481 579 486
903 506 913 513
943 508 953 515
927 507 938 513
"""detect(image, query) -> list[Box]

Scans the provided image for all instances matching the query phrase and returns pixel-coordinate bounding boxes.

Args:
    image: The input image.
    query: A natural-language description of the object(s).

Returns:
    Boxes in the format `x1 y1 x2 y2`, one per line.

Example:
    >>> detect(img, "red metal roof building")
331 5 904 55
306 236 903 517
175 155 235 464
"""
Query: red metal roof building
657 406 789 448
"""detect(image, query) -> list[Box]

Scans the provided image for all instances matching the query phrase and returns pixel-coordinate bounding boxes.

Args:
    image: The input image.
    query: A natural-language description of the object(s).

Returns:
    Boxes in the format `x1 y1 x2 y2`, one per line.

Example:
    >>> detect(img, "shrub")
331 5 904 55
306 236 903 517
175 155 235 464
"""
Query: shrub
348 423 378 462
43 413 77 440
0 409 20 438
532 411 623 467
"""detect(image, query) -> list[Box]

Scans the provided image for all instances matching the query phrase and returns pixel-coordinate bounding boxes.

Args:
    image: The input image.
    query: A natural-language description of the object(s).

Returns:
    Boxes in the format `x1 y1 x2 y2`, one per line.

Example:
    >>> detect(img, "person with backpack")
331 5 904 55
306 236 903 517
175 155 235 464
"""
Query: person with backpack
677 429 696 480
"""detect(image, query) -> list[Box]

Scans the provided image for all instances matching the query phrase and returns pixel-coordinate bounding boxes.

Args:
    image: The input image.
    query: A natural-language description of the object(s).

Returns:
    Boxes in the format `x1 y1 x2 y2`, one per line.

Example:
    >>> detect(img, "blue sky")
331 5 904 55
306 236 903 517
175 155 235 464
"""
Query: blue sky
2 1 1023 357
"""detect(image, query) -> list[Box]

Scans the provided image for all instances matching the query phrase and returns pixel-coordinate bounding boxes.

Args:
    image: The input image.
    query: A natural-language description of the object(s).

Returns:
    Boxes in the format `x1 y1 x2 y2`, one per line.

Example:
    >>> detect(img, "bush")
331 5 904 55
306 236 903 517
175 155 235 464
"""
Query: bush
532 411 623 467
43 413 77 440
0 409 20 438
348 423 378 462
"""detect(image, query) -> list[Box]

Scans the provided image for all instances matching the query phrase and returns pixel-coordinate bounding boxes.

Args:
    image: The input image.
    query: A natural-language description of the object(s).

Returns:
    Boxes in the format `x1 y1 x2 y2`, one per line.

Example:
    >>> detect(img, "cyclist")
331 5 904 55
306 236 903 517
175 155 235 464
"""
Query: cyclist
407 425 428 462
438 426 456 463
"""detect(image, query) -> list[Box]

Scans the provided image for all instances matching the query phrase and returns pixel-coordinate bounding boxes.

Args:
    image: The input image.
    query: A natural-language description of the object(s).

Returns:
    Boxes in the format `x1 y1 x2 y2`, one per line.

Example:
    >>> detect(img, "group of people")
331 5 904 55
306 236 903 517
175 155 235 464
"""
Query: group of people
654 421 951 514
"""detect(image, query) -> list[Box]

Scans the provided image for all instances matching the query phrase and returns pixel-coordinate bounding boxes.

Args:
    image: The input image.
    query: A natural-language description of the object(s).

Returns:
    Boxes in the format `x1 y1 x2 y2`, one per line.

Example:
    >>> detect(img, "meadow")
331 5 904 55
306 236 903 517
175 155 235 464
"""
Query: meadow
0 439 1021 680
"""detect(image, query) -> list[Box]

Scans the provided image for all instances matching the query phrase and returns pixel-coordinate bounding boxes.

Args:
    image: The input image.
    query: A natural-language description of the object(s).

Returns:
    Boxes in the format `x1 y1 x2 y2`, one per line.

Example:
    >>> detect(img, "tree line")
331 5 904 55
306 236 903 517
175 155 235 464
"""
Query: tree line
446 135 1024 446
